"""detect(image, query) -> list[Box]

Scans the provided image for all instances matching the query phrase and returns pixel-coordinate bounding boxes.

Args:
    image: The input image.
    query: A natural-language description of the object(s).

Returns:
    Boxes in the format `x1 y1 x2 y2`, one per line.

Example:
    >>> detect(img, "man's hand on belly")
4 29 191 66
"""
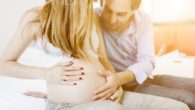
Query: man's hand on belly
92 71 122 101
109 87 124 102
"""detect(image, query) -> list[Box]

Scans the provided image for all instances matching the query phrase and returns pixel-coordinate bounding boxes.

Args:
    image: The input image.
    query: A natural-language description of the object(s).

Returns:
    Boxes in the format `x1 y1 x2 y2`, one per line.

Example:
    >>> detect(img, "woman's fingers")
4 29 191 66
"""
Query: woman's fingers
61 75 83 81
63 69 84 76
64 66 83 72
60 80 78 86
23 91 47 98
47 61 85 84
58 61 83 72
58 61 74 67
60 75 84 85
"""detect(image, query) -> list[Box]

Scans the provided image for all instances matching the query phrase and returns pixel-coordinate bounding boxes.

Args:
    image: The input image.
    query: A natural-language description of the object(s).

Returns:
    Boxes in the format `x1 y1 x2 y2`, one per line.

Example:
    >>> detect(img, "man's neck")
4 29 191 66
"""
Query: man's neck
115 16 133 35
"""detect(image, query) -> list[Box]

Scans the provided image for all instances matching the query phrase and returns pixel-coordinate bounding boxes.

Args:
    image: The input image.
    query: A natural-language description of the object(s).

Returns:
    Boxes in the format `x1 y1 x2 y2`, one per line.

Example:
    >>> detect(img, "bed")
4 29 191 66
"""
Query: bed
0 42 73 110
0 45 49 110
0 76 46 110
1 44 191 110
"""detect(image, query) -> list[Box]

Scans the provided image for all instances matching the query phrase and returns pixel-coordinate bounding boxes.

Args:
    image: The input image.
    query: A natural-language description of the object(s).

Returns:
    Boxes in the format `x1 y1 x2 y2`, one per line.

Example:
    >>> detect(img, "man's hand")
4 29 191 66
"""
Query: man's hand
92 71 122 100
109 87 123 102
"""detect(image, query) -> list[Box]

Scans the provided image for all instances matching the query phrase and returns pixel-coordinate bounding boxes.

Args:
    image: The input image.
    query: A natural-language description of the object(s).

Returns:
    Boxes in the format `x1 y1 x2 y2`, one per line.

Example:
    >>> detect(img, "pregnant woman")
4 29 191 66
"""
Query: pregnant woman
0 0 123 110
0 0 191 110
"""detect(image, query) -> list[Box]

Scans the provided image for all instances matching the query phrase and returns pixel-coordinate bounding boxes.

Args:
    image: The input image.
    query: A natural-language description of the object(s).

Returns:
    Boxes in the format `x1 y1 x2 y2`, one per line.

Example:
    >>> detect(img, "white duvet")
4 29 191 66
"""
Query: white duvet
0 76 46 110
0 46 47 110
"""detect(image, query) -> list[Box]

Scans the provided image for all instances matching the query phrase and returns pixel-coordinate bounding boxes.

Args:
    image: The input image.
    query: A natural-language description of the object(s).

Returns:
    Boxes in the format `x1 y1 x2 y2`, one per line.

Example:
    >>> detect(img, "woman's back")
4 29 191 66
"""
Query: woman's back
0 0 114 106
35 25 106 104
4 0 109 104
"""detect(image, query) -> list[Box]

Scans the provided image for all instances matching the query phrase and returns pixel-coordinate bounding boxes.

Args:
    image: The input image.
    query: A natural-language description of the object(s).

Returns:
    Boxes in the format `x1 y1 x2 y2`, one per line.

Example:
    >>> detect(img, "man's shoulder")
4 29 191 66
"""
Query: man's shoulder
135 10 151 19
134 10 152 25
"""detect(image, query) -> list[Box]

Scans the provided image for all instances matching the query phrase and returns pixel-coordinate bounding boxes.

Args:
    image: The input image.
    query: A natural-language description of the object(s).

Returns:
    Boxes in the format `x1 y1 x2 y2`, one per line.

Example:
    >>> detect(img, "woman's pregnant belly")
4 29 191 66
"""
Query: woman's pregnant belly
47 59 106 104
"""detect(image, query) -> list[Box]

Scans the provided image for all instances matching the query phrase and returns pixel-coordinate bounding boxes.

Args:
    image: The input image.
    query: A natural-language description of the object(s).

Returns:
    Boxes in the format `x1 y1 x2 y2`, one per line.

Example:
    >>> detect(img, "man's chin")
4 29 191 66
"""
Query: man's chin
106 27 117 31
103 24 117 32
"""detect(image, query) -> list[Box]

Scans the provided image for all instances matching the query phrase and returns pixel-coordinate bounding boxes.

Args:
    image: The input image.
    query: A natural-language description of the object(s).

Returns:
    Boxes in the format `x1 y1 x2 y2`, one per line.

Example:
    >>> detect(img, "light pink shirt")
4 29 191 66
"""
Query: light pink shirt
99 9 155 84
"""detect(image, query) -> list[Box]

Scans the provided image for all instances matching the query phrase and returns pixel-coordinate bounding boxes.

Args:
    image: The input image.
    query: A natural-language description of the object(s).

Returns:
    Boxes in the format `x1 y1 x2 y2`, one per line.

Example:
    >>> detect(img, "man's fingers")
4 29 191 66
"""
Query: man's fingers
93 83 111 95
112 87 124 102
110 91 119 101
99 93 113 100
114 97 121 102
92 88 115 100
113 92 123 102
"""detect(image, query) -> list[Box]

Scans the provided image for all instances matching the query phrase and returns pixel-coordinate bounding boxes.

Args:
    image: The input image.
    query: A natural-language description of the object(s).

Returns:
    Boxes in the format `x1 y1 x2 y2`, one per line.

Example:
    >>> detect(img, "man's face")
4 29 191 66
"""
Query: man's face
101 0 134 32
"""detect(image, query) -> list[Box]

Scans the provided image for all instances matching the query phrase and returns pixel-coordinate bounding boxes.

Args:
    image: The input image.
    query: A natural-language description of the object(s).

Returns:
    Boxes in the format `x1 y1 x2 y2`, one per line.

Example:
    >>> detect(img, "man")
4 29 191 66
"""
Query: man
92 0 195 110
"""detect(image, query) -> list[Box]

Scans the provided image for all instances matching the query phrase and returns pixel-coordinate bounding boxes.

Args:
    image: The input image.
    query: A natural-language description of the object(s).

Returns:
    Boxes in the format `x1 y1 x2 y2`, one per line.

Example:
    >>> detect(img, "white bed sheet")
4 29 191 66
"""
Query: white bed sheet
0 76 46 110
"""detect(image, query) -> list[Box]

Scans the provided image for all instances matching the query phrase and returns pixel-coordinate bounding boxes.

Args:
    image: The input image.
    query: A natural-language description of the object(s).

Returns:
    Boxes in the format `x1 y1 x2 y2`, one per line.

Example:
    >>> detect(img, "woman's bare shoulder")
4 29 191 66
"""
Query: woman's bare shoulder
21 7 41 23
19 7 42 39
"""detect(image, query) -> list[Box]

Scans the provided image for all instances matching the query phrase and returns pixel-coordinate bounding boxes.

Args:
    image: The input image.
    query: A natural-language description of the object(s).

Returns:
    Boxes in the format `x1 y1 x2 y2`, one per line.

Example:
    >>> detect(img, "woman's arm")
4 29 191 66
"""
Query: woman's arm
0 9 47 79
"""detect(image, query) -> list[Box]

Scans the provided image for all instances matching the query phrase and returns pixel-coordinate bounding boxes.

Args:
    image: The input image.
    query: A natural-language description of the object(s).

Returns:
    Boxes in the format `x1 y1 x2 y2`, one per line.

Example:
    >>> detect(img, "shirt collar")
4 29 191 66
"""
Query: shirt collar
127 10 142 35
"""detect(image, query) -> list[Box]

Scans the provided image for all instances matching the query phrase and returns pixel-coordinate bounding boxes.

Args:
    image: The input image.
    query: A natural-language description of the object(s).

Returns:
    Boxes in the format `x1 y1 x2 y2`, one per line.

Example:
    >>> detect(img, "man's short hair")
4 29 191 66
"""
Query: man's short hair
131 0 141 10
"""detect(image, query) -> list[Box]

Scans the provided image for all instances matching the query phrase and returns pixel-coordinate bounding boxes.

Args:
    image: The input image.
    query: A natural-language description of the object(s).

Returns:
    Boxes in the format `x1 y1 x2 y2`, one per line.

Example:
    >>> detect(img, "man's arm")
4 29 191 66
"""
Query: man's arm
127 12 155 84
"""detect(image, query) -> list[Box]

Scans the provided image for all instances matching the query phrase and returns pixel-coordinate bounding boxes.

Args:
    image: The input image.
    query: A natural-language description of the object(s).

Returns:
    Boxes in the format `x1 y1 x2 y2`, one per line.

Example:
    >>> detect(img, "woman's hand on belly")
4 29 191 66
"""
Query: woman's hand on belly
47 59 107 104
45 61 84 85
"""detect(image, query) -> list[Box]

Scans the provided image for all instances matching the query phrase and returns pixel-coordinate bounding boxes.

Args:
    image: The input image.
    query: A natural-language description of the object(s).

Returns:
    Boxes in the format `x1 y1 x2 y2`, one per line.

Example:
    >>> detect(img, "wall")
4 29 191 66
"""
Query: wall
154 22 195 56
0 0 44 57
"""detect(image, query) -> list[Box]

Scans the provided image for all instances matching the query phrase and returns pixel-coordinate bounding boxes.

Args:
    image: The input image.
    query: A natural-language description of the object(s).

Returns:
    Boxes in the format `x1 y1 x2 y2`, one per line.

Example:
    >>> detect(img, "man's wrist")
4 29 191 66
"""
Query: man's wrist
117 70 136 86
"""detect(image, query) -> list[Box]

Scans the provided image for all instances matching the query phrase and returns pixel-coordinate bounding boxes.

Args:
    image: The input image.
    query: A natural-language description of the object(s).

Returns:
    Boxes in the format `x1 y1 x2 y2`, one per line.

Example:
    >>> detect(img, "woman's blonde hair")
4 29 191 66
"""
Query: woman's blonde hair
38 0 94 59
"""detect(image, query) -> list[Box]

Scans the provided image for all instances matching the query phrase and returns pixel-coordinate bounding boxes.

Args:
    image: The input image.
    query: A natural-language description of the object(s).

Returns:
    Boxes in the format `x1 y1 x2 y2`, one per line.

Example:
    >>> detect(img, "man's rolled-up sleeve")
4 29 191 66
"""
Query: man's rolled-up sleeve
127 14 155 84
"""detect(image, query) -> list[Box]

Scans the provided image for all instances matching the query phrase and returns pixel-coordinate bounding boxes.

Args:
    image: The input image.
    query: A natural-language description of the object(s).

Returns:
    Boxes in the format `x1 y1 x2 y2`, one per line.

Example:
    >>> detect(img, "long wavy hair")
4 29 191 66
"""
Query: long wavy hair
38 0 95 59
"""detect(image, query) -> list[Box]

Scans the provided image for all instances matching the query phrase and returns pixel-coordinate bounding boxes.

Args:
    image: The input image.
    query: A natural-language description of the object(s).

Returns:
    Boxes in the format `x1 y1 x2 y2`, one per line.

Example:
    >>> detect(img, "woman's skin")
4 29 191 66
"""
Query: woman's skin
47 59 107 104
0 2 123 103
54 0 137 101
21 0 125 102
